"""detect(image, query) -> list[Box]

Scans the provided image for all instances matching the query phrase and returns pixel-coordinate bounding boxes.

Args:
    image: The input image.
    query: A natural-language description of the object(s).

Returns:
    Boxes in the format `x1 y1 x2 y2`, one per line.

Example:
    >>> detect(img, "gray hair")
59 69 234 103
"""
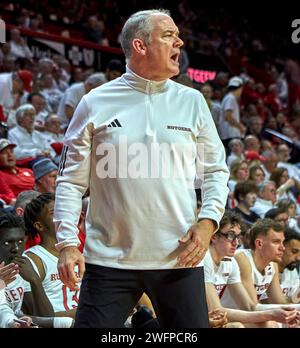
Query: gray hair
258 180 276 193
15 104 35 123
85 72 107 87
120 9 170 59
15 190 40 210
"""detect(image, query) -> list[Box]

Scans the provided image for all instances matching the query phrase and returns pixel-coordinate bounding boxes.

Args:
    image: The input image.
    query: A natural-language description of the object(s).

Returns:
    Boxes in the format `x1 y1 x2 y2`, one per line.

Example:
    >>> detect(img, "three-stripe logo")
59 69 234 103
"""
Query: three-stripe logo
108 119 122 127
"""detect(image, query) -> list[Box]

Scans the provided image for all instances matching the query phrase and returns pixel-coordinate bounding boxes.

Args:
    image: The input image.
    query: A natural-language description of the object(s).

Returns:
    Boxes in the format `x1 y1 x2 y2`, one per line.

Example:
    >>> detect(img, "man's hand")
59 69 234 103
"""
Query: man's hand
0 262 19 285
177 219 215 267
12 256 41 283
57 246 85 291
209 309 227 328
270 307 298 324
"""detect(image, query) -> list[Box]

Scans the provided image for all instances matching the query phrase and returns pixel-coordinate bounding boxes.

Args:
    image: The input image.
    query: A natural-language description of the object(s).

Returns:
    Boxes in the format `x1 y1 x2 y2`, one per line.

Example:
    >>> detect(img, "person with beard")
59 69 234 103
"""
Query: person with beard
278 228 300 303
204 211 298 327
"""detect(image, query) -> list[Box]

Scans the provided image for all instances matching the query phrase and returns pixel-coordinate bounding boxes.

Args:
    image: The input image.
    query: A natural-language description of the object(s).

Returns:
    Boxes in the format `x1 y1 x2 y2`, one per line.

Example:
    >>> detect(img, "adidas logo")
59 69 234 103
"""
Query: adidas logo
107 119 122 127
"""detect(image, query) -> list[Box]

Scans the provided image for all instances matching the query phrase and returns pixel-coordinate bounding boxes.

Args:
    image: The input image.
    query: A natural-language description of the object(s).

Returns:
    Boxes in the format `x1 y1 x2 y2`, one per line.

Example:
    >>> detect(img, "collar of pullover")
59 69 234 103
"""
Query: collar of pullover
123 66 168 94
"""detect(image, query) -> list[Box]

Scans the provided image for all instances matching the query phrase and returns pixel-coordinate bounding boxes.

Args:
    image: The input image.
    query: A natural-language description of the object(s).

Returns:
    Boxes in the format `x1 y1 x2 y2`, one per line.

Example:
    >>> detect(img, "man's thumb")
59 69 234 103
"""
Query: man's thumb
179 230 192 243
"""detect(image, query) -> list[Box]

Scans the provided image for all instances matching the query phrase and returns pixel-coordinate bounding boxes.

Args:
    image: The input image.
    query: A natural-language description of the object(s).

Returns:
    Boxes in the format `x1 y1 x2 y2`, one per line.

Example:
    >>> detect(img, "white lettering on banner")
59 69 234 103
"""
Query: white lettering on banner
68 46 83 65
83 48 95 66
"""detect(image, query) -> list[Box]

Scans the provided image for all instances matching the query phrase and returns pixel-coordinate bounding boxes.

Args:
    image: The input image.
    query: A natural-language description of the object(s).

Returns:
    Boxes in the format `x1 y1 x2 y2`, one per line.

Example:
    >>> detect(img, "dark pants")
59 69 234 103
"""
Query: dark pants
74 264 209 328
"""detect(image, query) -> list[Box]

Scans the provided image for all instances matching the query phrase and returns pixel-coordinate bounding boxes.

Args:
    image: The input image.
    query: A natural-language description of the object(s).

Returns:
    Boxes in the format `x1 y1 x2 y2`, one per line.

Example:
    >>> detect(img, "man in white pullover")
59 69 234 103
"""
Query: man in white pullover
54 9 229 328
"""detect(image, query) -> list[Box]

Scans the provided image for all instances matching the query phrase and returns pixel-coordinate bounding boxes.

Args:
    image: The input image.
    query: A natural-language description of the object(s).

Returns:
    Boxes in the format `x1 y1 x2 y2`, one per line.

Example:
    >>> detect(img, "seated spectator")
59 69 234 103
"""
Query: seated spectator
251 181 277 218
270 168 300 211
9 29 33 62
27 92 50 131
277 199 300 233
43 114 64 144
84 16 108 45
261 150 279 180
233 181 260 225
32 158 58 193
244 135 261 153
8 104 55 161
265 207 289 228
39 73 63 113
246 116 264 140
228 159 249 193
57 73 106 129
105 59 124 81
0 72 24 122
0 139 34 204
249 164 266 185
226 139 245 168
277 144 300 182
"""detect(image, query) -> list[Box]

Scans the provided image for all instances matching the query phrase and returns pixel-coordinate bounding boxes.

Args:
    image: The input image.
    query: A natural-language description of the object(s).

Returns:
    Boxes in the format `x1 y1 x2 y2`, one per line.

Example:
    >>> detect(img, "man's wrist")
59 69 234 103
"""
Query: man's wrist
196 218 217 234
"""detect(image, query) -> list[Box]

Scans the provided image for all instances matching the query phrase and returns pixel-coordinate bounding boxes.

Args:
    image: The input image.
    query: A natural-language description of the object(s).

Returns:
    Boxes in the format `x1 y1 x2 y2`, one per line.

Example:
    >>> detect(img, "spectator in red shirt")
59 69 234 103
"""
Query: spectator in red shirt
0 138 34 204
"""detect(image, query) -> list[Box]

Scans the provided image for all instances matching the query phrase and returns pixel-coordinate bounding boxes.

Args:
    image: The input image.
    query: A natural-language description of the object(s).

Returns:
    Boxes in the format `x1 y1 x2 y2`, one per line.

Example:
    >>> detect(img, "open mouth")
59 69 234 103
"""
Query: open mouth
170 53 179 64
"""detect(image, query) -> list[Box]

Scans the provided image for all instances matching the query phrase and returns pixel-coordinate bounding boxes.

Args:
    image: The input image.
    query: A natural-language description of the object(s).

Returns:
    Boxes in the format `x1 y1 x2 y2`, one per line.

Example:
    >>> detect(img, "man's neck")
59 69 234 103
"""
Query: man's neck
210 245 224 265
252 250 270 274
237 203 250 215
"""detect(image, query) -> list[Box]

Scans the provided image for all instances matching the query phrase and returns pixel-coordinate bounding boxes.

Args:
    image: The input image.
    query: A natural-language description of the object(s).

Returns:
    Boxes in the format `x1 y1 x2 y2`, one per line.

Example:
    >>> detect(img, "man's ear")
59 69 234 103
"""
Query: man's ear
132 39 147 56
255 238 263 249
33 221 43 233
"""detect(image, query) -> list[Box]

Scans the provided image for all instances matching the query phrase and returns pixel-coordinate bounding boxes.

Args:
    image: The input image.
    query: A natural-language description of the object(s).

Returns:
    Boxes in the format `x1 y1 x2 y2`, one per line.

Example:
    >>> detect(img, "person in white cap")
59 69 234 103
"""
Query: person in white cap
219 76 245 152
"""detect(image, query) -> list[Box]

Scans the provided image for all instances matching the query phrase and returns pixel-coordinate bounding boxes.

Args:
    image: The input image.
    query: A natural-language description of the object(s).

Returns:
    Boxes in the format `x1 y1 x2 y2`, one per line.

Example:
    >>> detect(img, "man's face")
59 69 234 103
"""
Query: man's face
0 147 16 168
201 85 213 99
45 116 61 134
31 95 45 113
0 228 25 264
36 201 56 237
19 109 36 132
261 183 277 204
214 224 241 257
257 229 285 263
37 170 57 193
274 212 289 227
244 192 257 208
106 69 122 81
143 14 183 80
281 239 300 271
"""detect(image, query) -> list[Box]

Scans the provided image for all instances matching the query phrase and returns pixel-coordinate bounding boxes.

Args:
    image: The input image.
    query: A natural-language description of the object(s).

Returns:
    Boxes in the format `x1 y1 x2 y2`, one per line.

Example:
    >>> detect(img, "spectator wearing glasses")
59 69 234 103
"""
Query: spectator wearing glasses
204 211 296 327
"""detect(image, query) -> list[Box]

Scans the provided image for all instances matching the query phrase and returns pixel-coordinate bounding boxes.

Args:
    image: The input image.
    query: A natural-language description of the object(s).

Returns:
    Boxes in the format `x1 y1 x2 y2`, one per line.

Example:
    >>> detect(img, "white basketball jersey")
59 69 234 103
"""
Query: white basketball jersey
237 249 275 300
24 245 80 312
280 268 300 301
4 274 30 314
204 248 241 298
